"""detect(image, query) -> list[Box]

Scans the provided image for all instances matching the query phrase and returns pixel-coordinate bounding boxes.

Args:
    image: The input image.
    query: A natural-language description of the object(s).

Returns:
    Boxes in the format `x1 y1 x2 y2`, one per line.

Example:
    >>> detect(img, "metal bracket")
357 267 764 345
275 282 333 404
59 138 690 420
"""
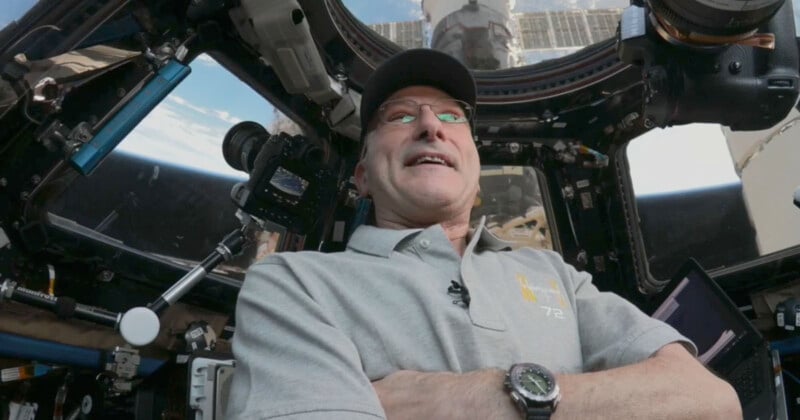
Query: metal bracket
188 357 236 420
101 345 141 394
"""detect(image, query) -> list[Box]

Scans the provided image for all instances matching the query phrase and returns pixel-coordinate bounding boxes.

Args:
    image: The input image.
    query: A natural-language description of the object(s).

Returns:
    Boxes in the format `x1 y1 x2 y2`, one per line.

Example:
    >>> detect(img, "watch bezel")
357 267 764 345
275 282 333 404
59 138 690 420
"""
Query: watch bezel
507 363 560 405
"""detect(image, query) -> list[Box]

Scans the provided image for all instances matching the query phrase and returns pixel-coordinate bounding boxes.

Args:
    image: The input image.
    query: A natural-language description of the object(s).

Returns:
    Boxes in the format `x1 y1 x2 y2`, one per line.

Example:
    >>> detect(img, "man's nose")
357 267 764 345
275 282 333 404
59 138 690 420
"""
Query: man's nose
414 105 445 142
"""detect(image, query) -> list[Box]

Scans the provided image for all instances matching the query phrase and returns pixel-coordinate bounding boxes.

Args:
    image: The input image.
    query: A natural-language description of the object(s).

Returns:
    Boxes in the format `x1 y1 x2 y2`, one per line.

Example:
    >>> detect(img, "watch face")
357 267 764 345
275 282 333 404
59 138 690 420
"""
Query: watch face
520 369 553 396
509 363 559 404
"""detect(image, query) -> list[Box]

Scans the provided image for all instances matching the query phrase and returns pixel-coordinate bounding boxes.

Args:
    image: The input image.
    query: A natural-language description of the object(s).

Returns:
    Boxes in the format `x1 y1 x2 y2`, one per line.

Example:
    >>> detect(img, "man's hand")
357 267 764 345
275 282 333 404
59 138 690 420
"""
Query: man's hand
372 369 520 420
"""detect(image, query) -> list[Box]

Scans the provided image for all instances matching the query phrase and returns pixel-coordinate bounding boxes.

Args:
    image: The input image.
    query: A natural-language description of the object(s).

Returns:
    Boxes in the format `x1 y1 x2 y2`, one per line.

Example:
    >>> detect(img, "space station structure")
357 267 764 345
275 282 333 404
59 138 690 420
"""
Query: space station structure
422 0 517 70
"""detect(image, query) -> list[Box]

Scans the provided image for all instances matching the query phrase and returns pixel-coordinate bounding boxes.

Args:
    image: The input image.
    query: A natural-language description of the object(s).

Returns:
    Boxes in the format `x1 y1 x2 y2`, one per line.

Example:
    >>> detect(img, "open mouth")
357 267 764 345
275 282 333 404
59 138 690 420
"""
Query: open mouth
405 154 454 168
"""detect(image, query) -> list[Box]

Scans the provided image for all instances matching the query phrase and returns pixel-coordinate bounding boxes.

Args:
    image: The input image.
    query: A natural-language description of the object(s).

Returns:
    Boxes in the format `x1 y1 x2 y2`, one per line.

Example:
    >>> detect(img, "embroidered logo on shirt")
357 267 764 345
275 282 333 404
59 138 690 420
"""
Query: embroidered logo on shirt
516 273 569 320
548 280 568 308
515 274 537 302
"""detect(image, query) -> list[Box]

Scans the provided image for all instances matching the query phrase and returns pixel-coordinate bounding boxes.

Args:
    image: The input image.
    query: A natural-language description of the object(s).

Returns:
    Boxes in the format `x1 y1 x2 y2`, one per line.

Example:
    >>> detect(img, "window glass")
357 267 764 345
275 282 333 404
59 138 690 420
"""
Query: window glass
625 124 758 281
46 54 292 279
471 165 553 250
342 0 627 69
0 0 38 30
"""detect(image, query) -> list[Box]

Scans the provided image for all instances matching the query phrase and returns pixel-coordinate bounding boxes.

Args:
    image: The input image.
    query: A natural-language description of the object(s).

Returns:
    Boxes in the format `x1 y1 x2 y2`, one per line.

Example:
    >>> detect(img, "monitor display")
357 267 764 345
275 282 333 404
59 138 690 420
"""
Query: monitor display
652 269 751 366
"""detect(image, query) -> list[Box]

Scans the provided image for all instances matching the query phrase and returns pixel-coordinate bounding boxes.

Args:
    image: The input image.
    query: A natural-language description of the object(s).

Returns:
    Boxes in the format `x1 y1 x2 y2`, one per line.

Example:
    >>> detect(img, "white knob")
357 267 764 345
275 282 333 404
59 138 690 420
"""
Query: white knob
119 307 160 346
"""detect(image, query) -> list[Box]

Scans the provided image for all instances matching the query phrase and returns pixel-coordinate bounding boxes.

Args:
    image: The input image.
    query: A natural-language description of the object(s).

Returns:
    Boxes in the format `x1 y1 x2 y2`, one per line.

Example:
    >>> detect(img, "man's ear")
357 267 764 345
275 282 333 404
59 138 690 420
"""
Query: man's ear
354 160 369 197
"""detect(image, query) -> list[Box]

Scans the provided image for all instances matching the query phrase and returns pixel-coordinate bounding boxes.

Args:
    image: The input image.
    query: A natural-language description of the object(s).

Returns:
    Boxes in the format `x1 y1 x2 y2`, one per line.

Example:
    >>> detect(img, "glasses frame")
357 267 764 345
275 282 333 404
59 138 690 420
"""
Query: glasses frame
375 98 474 126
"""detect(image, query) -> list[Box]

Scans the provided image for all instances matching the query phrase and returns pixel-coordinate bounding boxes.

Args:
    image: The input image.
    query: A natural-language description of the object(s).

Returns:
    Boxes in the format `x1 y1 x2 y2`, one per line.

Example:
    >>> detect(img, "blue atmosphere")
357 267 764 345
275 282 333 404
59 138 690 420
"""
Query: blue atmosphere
0 0 37 27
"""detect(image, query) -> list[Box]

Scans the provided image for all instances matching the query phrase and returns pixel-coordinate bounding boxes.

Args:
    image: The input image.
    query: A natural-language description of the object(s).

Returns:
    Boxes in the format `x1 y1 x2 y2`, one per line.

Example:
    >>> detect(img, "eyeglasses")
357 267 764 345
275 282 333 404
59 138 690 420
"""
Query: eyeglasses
376 98 473 125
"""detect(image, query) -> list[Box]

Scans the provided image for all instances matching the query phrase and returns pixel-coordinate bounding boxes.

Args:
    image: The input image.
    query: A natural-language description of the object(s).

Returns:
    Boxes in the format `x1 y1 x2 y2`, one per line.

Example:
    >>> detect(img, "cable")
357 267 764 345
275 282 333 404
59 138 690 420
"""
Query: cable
21 91 43 124
3 25 62 56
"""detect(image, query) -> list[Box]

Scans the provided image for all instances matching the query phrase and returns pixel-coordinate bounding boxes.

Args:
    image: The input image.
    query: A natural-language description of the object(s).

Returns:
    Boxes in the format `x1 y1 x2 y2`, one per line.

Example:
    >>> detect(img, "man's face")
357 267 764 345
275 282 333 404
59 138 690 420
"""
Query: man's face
355 85 481 226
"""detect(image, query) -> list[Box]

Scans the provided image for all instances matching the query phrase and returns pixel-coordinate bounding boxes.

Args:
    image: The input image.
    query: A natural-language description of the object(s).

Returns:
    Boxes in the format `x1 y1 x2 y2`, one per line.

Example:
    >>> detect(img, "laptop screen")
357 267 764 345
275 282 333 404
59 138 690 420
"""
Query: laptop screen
651 259 763 370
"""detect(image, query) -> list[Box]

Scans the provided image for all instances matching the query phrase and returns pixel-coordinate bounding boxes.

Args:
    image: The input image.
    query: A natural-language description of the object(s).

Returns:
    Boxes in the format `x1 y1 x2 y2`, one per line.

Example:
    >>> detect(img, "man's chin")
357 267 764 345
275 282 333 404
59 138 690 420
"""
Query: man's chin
404 193 470 218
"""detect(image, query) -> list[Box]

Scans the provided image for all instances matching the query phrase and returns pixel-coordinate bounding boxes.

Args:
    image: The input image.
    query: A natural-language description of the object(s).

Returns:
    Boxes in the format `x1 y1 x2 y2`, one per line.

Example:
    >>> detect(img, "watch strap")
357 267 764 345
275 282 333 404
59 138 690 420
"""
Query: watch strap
525 407 553 420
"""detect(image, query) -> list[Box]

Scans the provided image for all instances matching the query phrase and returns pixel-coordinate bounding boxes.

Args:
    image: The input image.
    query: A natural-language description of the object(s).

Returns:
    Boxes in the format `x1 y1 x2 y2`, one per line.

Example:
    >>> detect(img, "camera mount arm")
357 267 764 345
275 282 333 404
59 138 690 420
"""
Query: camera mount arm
0 227 247 347
0 279 121 327
147 228 246 315
117 226 247 346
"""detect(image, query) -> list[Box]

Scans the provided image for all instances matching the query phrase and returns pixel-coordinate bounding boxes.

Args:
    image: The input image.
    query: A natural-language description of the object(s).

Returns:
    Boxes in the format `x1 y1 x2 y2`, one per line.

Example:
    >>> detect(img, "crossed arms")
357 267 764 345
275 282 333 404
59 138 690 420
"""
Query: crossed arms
373 342 742 420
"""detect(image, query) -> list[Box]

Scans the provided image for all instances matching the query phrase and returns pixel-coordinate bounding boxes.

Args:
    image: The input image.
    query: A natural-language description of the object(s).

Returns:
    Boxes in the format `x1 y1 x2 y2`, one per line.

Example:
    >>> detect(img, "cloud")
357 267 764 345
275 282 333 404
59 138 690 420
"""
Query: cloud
168 95 208 116
193 54 220 67
167 95 244 126
405 0 424 20
215 110 242 125
627 124 740 196
117 100 248 178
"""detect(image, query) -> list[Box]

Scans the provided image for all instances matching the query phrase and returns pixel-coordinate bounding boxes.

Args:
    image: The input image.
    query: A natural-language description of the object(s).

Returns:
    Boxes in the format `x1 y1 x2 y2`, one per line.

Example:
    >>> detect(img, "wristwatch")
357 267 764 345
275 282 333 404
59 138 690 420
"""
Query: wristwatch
504 363 561 420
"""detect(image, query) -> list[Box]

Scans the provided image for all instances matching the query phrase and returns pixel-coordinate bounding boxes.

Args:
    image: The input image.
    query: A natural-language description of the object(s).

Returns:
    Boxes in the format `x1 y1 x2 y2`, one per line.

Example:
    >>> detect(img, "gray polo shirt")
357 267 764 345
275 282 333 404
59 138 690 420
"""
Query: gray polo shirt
227 218 693 419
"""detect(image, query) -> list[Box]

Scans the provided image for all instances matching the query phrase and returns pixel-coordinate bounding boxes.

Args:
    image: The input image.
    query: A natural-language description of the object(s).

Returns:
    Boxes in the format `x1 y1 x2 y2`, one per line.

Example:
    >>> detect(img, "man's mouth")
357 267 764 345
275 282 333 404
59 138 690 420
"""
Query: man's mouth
405 154 454 168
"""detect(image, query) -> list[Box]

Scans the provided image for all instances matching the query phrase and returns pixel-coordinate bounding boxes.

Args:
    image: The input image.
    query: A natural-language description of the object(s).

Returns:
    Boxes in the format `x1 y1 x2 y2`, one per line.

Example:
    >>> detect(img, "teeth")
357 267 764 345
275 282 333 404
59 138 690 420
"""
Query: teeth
414 156 446 165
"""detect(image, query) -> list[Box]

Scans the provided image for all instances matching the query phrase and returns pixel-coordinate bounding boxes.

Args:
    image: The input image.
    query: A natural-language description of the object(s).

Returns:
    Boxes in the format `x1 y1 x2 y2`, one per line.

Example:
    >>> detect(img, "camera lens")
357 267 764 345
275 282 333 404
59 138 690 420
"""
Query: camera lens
649 0 785 38
222 121 271 173
300 143 324 165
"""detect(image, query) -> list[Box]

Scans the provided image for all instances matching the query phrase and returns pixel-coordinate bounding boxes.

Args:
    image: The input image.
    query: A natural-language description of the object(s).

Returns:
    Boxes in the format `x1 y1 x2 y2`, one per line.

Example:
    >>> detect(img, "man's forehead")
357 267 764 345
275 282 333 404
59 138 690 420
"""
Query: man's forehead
384 85 454 102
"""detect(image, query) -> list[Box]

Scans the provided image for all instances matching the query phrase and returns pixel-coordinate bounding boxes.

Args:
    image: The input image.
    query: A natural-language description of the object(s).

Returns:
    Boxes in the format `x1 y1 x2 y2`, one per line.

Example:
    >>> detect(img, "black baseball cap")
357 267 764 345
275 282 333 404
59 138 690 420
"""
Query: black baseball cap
359 48 476 134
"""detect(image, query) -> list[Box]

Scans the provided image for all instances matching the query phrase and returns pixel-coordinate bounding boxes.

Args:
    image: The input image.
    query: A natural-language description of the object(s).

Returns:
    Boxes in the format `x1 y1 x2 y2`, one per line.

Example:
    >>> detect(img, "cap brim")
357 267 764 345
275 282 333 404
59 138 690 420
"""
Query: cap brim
360 49 476 133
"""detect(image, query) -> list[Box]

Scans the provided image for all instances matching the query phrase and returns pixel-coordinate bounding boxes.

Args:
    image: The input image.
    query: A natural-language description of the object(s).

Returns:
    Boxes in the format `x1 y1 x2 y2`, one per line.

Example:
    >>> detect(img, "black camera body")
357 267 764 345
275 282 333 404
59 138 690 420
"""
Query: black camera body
618 0 799 130
228 129 336 232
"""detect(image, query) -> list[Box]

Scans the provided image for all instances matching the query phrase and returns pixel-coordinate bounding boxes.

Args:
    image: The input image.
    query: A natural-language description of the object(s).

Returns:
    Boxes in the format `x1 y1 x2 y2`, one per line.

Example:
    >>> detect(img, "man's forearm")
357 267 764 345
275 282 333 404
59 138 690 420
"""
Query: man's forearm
373 344 742 420
553 343 741 419
373 368 519 420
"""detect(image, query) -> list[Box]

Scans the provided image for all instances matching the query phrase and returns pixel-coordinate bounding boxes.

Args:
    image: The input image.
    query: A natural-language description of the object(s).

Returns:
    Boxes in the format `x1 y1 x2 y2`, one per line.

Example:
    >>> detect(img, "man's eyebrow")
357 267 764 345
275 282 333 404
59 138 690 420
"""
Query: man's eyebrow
384 96 455 102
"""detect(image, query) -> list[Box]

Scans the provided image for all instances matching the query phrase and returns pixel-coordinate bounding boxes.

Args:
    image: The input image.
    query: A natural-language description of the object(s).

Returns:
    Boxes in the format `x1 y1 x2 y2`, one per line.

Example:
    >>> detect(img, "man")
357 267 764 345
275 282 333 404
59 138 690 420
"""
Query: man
227 48 741 419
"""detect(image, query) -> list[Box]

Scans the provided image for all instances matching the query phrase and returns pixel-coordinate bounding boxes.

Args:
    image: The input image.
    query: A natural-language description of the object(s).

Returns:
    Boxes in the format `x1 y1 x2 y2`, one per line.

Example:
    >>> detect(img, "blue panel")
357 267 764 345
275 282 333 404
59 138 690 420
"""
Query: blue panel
0 332 166 376
70 60 191 175
771 337 800 356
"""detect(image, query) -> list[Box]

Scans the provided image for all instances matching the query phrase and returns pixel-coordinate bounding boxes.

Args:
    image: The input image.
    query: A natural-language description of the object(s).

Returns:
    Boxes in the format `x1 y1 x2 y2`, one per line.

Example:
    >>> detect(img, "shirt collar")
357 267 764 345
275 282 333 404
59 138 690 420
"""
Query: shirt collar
474 219 514 252
347 216 512 257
